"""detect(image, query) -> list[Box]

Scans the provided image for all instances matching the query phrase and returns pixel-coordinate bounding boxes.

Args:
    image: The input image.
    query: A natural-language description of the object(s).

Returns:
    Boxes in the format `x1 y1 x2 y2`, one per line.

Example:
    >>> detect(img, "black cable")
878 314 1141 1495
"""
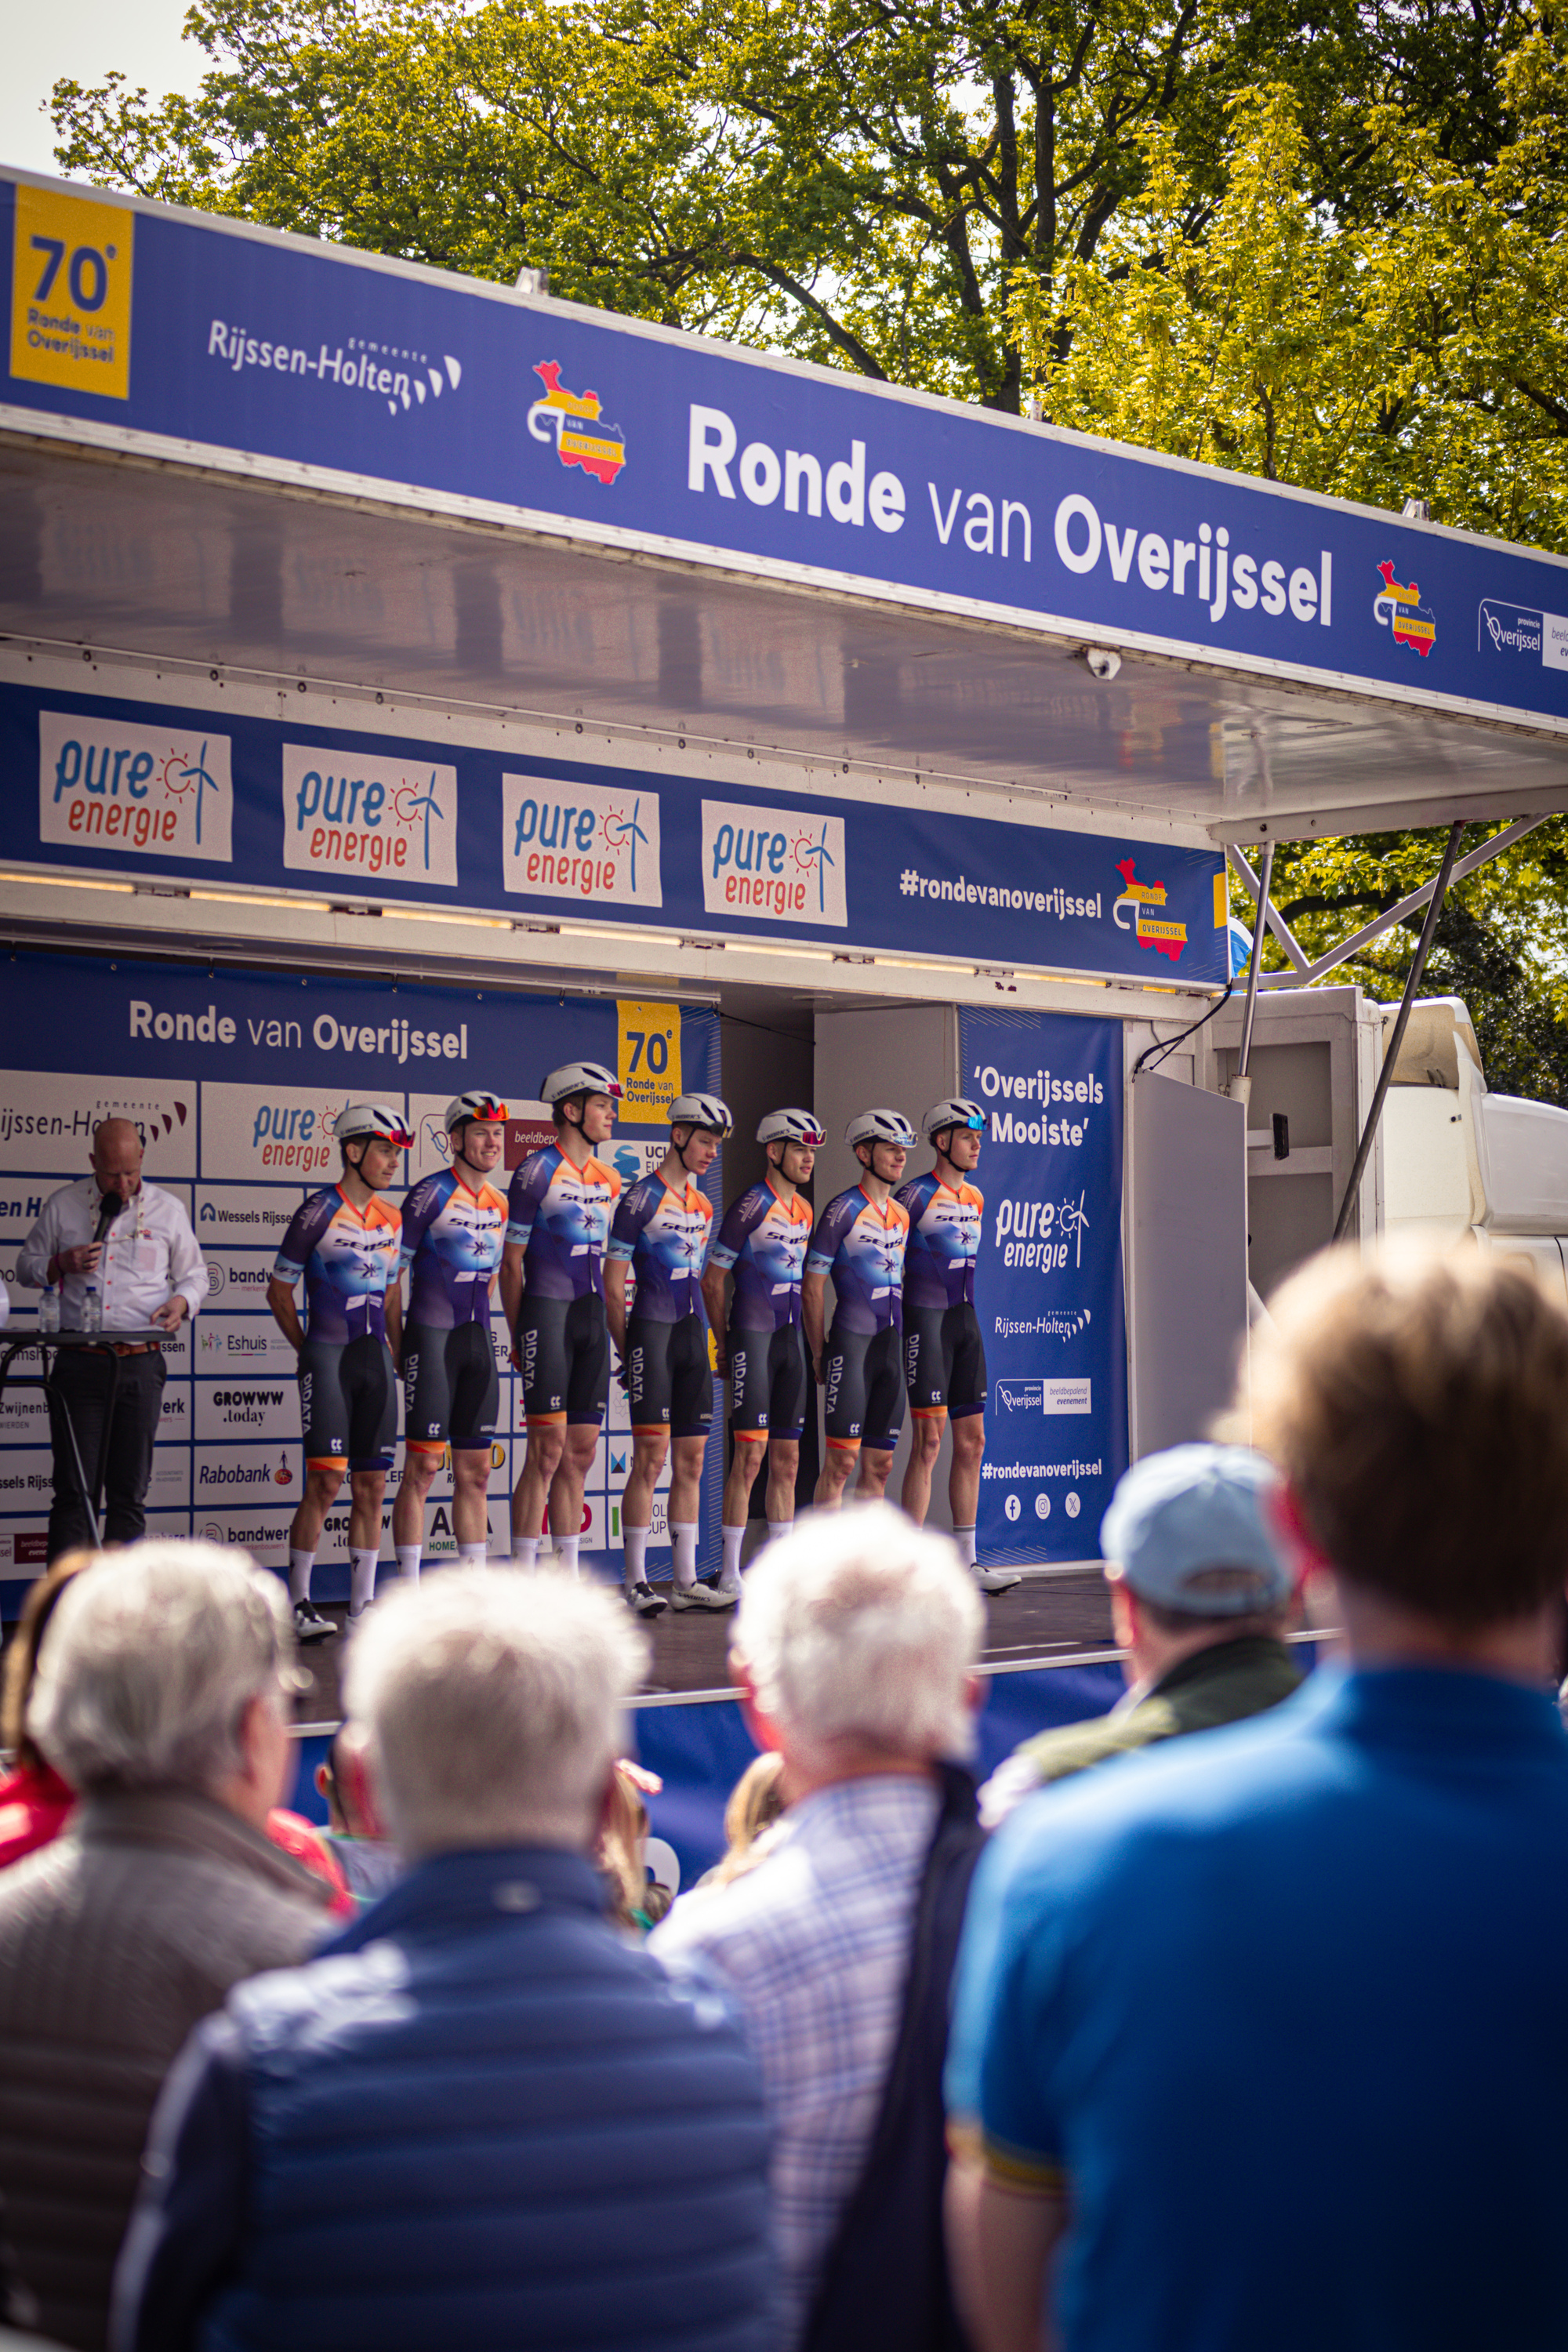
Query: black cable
1132 978 1236 1078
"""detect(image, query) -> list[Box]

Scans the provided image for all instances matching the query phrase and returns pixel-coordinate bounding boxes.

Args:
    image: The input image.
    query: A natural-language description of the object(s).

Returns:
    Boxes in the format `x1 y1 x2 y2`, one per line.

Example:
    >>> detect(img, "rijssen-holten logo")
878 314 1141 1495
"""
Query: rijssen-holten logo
1111 858 1187 962
527 361 627 486
1374 560 1436 658
38 712 234 866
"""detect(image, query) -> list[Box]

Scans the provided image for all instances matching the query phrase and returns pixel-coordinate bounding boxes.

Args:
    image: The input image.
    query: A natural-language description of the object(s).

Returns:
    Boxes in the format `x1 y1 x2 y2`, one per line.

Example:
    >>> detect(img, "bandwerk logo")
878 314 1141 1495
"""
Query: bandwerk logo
1374 560 1436 658
527 361 626 486
1111 858 1186 962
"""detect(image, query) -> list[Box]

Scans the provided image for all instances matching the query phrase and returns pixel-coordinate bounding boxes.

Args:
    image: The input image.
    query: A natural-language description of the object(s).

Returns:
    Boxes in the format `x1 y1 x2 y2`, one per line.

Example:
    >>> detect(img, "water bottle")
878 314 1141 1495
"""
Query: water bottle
80 1280 101 1336
37 1285 60 1336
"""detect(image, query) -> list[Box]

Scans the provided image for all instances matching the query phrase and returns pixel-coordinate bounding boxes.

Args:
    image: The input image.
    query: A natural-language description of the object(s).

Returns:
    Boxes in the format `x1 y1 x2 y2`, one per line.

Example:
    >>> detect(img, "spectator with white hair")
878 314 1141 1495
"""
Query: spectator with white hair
0 1543 328 2352
114 1567 772 2352
652 1503 986 2352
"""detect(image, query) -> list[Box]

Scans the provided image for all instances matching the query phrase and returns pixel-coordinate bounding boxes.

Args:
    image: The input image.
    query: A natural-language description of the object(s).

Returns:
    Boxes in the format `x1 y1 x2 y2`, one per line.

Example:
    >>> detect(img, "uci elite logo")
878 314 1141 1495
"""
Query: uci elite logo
527 361 626 485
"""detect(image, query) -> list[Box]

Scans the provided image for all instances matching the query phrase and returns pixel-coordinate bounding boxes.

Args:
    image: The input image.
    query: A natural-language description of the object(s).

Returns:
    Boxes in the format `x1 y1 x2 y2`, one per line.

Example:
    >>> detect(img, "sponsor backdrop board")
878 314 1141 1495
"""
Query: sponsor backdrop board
0 953 719 1611
962 1007 1128 1565
5 175 1568 735
0 681 1227 986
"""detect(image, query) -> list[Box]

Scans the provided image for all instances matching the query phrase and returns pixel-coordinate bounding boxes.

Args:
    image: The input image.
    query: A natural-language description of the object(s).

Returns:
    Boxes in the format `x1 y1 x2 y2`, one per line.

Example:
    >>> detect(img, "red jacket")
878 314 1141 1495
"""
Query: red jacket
0 1758 74 1871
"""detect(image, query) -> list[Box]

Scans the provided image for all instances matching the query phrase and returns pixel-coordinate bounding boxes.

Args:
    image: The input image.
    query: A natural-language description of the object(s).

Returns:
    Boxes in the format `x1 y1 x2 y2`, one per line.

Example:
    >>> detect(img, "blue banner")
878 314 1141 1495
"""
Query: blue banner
963 1007 1127 1566
2 679 1228 985
0 953 719 1599
7 171 1568 734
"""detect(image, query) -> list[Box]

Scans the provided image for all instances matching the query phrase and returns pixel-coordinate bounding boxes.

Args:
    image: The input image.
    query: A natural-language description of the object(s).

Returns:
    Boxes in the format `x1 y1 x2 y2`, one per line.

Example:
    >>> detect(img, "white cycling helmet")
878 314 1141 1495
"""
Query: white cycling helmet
924 1098 986 1141
541 1060 623 1105
757 1108 826 1148
846 1108 916 1151
336 1102 415 1149
445 1090 509 1133
670 1092 735 1138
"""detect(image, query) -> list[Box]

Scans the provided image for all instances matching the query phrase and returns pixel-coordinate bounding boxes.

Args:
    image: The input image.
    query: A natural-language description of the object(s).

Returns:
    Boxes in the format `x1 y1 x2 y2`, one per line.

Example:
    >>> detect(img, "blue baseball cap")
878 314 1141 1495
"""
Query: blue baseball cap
1099 1444 1291 1616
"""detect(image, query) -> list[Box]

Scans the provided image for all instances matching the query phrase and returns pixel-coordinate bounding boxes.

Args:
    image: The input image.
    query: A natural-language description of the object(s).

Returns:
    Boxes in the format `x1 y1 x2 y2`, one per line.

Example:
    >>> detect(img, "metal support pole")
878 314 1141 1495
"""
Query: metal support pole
1331 820 1465 1244
1229 841 1274 1110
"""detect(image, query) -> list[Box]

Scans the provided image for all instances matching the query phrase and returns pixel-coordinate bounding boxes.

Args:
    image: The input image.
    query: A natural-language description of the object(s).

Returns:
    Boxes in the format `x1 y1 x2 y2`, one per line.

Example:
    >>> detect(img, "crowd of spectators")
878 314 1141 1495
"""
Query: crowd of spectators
0 1240 1566 2350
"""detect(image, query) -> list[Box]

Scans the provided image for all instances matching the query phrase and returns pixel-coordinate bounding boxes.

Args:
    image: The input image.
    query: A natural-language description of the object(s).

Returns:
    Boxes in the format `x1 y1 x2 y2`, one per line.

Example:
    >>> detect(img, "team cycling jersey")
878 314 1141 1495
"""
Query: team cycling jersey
505 1145 620 1301
274 1185 402 1347
708 1179 813 1331
807 1185 911 1336
897 1171 985 1309
608 1173 713 1323
400 1168 507 1327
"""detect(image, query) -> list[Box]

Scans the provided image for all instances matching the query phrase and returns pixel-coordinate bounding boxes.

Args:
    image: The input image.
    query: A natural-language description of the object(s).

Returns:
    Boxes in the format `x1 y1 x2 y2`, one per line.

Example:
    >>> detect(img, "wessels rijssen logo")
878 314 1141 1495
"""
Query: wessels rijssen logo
38 713 234 865
527 361 627 486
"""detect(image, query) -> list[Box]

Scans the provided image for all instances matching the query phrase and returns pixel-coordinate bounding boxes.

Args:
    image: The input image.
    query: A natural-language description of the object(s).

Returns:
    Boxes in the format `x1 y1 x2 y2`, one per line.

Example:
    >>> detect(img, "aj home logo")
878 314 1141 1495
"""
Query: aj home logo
39 712 234 865
282 746 459 888
702 800 847 927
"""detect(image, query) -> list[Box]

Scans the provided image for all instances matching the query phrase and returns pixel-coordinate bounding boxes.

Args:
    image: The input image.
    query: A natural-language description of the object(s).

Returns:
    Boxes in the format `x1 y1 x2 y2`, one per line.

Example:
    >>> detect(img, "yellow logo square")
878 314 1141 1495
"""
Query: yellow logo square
10 183 133 400
617 1000 683 1126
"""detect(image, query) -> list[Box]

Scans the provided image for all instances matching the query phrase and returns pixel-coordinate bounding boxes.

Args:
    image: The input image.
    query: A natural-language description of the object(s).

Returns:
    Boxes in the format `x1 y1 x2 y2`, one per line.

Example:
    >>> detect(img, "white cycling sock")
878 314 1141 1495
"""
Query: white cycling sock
953 1524 978 1567
624 1526 649 1589
457 1541 488 1565
554 1535 580 1577
349 1548 379 1617
395 1544 421 1582
671 1521 699 1590
766 1519 792 1545
720 1525 746 1588
511 1534 539 1570
288 1549 315 1606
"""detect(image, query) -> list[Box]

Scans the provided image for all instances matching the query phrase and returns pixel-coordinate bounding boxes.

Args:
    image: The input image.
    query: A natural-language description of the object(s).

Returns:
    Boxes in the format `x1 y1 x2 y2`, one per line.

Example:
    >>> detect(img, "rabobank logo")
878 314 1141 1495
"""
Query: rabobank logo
39 711 233 866
702 800 847 927
527 361 626 485
501 774 662 910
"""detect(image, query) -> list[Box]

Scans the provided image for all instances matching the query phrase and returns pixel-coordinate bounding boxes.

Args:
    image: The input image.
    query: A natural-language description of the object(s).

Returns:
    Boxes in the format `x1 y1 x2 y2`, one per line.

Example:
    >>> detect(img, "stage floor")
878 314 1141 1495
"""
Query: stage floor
290 1566 1120 1725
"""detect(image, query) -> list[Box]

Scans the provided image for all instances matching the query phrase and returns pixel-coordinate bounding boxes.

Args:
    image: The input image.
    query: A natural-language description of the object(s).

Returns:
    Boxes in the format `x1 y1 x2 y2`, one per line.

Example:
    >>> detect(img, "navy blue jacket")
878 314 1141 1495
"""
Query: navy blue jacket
113 1846 773 2352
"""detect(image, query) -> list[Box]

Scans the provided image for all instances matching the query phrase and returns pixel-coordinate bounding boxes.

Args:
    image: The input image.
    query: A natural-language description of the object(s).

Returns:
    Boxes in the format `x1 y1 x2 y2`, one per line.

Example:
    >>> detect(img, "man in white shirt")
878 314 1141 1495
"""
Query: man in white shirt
17 1118 207 1555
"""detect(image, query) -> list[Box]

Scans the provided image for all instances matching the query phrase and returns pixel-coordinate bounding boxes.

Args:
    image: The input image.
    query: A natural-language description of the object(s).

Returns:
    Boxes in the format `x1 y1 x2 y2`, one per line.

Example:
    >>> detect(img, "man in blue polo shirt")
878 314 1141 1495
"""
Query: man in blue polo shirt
946 1244 1568 2352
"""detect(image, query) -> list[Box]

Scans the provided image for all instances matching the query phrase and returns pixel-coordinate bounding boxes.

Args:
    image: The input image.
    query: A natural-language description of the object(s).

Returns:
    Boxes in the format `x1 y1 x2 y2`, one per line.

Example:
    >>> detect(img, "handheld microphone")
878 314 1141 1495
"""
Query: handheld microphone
93 1190 125 1247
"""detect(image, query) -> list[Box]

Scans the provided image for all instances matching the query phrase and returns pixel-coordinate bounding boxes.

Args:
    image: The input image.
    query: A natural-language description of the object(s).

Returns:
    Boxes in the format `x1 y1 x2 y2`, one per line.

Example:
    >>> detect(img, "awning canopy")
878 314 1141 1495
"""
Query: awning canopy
5 165 1568 848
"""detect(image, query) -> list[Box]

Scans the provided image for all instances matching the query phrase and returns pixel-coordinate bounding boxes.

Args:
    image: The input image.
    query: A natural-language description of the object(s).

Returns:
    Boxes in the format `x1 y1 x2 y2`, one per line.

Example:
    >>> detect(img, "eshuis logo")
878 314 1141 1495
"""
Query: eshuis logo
528 361 626 485
39 713 233 864
1112 858 1186 961
1374 561 1436 657
702 801 847 927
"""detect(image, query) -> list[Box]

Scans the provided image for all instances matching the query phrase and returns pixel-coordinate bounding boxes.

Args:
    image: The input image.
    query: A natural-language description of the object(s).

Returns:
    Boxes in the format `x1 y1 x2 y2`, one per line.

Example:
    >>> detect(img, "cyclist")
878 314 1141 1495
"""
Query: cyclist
607 1092 733 1616
804 1109 914 1509
267 1102 412 1640
898 1098 1020 1595
392 1091 510 1583
499 1061 622 1577
702 1108 823 1594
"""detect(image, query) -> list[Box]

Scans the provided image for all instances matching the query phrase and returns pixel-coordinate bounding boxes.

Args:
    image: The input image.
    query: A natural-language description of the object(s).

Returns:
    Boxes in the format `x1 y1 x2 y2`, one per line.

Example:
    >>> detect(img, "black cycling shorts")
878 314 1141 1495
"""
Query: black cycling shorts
517 1292 608 1427
822 1321 906 1454
403 1320 499 1454
729 1322 809 1442
299 1334 397 1473
627 1312 713 1441
904 1301 988 1421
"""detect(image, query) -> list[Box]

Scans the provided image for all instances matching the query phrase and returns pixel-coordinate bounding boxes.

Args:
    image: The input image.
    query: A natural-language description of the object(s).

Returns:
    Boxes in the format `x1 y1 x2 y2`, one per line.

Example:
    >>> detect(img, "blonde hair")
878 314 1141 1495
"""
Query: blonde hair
1247 1242 1568 1628
705 1751 786 1889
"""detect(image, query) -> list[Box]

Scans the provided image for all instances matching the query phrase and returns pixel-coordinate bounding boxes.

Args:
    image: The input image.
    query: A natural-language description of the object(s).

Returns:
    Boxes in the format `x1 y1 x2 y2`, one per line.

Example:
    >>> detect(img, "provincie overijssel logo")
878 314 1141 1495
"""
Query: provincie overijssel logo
206 321 463 419
526 362 627 485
